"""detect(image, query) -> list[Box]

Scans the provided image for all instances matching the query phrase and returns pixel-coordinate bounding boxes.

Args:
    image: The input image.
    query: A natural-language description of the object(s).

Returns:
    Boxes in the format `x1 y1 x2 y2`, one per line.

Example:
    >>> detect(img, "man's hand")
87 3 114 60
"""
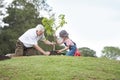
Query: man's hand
43 40 56 46
44 51 50 56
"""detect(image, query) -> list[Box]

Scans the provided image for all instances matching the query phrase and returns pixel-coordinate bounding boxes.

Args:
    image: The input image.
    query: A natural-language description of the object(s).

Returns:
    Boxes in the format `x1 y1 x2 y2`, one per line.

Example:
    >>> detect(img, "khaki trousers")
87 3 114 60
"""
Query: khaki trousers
15 40 36 56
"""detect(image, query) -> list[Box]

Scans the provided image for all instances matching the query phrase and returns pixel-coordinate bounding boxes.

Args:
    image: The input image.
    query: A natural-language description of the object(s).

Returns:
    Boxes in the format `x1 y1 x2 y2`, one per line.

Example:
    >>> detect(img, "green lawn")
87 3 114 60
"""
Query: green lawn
0 56 120 80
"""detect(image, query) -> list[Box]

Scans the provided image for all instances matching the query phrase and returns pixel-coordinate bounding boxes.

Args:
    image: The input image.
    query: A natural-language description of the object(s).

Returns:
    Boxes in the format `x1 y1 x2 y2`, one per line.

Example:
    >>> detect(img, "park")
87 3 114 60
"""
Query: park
0 0 120 80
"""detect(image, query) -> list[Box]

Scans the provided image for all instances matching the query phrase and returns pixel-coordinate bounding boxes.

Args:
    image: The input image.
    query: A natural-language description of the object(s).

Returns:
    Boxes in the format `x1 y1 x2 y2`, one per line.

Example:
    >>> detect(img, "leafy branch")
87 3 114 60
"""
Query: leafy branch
42 14 67 36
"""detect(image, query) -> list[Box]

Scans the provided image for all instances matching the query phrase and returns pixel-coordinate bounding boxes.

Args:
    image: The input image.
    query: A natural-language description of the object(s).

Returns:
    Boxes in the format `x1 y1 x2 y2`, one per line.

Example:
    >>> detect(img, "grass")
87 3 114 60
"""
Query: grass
0 56 120 80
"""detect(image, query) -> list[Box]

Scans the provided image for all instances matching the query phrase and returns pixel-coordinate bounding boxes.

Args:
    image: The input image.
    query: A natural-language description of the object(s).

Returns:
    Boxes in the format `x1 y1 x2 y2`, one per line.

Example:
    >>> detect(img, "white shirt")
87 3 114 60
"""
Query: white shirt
19 28 45 47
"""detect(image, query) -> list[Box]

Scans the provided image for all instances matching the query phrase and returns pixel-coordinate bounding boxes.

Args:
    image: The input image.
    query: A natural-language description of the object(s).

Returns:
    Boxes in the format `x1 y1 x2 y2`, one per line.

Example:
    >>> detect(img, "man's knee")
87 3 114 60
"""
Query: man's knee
15 48 24 56
25 48 36 56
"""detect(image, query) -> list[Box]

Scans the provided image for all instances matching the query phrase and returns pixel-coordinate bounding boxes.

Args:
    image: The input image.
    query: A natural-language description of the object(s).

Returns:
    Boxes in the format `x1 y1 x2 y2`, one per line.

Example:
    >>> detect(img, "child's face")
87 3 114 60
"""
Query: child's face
61 36 66 40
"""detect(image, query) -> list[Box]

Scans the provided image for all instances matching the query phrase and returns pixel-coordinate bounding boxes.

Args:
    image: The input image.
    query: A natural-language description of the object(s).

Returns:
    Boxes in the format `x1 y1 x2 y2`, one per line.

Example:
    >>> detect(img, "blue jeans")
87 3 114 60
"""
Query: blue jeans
66 45 77 56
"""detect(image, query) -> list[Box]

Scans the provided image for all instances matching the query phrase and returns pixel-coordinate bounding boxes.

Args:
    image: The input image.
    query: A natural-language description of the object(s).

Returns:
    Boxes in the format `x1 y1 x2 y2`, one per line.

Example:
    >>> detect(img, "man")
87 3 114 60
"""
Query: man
15 24 54 56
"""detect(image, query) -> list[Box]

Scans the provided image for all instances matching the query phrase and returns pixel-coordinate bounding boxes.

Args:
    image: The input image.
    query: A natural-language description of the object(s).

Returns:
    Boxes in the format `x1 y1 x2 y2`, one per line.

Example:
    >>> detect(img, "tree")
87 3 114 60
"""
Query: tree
28 0 52 13
0 0 4 16
0 0 3 14
102 46 120 60
0 0 5 27
41 14 67 51
79 47 96 57
42 14 67 36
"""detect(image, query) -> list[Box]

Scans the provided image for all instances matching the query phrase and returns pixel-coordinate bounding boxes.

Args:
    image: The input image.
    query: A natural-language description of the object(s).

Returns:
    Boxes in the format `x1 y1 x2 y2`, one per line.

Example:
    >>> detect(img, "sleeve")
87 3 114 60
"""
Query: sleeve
40 34 46 41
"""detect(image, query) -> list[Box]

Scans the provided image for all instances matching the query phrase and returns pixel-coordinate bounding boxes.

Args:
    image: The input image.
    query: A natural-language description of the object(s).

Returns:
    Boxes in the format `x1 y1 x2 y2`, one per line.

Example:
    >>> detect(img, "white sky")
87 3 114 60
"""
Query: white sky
47 0 120 57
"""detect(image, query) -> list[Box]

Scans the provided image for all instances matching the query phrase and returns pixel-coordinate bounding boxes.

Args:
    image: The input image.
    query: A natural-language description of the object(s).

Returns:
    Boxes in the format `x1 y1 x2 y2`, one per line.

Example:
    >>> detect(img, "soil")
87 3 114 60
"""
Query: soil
0 55 11 60
50 50 61 55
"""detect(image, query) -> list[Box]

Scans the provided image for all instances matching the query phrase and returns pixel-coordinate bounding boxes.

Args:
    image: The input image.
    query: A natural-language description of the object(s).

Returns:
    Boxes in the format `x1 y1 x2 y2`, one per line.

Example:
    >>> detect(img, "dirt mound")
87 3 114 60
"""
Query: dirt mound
0 55 11 60
50 51 59 55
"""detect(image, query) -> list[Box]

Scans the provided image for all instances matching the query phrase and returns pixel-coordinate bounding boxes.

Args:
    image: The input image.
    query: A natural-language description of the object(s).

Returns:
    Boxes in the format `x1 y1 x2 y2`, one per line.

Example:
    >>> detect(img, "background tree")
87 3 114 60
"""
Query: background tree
0 0 5 27
0 0 3 15
0 0 2 28
102 46 120 60
0 0 4 16
79 47 96 57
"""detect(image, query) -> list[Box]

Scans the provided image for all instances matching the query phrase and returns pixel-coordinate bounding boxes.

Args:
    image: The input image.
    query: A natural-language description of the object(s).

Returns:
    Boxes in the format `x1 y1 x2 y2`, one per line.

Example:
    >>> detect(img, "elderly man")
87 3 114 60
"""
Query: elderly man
15 24 54 56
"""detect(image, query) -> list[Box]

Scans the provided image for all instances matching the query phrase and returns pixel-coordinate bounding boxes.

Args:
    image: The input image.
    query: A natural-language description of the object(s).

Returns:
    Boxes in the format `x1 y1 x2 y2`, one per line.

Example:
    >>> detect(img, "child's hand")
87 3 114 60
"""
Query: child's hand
44 51 50 56
49 42 56 46
57 50 62 53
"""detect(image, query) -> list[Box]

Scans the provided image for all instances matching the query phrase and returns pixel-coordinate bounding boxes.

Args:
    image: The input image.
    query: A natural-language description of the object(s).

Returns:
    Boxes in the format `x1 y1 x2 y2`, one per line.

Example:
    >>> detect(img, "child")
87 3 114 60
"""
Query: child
56 30 77 56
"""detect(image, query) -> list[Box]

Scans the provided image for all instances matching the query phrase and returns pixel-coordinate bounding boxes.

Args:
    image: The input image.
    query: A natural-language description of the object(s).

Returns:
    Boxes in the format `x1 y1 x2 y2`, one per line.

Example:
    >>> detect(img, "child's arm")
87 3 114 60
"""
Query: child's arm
57 46 69 53
56 40 63 45
55 37 64 45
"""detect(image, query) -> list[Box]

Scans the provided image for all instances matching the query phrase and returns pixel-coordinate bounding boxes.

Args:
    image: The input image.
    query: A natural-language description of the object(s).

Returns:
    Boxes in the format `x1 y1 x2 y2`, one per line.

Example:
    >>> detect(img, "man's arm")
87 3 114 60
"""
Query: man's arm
33 44 50 55
43 40 55 45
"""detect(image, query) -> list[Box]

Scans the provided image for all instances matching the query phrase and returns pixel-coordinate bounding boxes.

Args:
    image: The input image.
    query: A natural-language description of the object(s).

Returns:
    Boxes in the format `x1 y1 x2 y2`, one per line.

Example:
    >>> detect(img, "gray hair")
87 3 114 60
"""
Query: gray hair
36 24 45 32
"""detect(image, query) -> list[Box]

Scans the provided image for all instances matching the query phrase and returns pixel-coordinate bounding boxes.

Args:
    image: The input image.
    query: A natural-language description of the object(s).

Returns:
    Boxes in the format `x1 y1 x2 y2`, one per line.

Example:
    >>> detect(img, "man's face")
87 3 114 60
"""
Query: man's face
36 30 44 36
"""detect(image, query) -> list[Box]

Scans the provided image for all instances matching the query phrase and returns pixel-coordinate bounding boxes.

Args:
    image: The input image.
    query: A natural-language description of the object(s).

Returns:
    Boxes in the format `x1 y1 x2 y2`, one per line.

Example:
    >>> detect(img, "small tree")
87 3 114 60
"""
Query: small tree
42 14 67 51
42 14 67 36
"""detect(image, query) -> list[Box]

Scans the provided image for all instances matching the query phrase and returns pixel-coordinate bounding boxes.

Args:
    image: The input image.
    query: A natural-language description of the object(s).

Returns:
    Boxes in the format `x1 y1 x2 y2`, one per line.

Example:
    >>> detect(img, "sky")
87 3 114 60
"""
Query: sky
47 0 120 57
2 0 120 57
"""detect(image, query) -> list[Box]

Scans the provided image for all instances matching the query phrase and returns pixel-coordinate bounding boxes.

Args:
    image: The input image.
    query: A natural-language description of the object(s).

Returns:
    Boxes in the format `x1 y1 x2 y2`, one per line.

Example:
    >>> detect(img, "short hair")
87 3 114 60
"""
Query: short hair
59 30 69 37
36 24 45 32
